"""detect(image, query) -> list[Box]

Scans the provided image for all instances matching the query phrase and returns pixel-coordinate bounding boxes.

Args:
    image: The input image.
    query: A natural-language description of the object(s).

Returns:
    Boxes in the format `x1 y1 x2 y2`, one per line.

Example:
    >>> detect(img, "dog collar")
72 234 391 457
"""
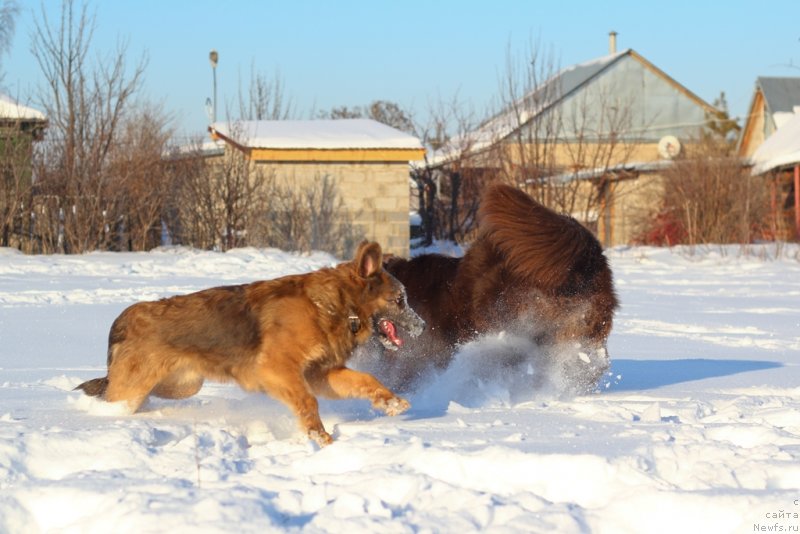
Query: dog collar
348 314 360 334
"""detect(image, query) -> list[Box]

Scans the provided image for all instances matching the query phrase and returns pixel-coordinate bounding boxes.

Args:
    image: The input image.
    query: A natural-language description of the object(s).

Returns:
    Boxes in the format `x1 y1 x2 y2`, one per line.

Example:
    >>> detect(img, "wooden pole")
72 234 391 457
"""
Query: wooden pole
770 174 777 239
795 165 800 240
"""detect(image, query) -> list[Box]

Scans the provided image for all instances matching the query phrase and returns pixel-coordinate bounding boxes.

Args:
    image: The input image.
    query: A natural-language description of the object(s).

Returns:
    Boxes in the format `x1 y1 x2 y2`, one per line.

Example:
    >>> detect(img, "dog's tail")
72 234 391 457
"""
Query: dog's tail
74 377 109 397
478 183 612 296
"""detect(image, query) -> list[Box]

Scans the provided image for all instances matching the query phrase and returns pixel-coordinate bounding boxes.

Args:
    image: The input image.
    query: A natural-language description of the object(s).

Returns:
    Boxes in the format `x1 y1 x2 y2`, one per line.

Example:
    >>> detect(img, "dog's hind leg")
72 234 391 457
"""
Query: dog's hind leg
102 351 168 413
151 370 204 400
103 378 155 413
308 367 410 416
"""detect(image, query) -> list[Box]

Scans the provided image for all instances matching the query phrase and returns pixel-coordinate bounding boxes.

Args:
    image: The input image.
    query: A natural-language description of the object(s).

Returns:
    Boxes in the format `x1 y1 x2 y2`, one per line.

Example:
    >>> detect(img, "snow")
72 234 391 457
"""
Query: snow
209 119 423 150
750 111 800 175
2 243 800 533
0 93 46 121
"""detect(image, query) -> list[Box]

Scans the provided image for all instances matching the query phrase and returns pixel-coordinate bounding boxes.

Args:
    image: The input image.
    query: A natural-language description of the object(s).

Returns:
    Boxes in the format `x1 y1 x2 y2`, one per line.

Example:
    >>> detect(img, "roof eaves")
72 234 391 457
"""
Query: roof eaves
532 159 674 185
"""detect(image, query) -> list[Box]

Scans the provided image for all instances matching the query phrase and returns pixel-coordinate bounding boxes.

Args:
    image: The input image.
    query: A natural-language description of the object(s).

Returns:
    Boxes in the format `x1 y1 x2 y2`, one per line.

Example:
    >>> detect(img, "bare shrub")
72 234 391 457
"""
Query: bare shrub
166 139 270 251
251 174 363 259
413 94 486 245
637 137 769 245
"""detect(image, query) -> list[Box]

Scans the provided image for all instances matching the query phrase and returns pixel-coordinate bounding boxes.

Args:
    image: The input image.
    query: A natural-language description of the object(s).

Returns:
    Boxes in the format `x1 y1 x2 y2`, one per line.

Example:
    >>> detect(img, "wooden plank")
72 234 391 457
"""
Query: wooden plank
795 165 800 240
248 148 425 162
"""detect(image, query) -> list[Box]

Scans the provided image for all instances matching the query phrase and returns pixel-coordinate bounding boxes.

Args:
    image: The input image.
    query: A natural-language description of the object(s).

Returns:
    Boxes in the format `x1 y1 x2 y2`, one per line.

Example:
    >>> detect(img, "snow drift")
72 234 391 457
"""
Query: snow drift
1 244 799 533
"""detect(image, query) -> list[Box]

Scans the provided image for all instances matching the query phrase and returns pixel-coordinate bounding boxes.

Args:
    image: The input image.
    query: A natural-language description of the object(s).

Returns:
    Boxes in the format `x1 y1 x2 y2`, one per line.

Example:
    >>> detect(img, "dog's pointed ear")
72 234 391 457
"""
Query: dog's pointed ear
354 241 383 278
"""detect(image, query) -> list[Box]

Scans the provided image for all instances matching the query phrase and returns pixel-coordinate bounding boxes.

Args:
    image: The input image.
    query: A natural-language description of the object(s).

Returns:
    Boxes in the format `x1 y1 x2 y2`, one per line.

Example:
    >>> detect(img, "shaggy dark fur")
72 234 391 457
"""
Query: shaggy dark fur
383 184 618 392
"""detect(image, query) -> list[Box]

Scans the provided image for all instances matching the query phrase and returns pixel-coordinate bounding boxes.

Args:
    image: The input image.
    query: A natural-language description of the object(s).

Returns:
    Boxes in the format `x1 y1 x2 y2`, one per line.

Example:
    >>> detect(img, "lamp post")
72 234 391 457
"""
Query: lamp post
209 49 219 124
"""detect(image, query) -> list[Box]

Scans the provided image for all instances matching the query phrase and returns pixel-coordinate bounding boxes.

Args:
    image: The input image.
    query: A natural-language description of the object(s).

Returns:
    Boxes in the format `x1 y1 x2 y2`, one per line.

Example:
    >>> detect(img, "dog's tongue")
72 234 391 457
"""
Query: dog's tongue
379 319 403 347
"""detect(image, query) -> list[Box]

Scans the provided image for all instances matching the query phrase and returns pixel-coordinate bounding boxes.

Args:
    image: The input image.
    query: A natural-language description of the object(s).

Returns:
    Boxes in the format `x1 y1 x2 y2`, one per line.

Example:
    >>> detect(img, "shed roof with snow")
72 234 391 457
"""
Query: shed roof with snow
209 119 424 162
0 93 47 140
0 94 46 121
750 112 800 175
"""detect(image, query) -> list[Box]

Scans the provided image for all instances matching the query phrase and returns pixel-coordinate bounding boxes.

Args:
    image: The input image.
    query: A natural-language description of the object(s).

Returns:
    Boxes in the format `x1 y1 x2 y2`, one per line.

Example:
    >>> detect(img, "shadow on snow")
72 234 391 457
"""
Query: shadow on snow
607 358 783 391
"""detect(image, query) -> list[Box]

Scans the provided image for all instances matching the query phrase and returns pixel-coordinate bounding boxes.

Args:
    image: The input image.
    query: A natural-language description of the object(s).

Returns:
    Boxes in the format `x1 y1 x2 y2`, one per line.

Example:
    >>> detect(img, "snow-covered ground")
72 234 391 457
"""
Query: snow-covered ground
1 244 799 533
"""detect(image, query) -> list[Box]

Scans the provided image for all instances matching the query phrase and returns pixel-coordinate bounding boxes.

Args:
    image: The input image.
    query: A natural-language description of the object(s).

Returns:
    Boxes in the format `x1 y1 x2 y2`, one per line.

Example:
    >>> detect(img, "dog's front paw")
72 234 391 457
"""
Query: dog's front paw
375 396 410 416
309 429 334 447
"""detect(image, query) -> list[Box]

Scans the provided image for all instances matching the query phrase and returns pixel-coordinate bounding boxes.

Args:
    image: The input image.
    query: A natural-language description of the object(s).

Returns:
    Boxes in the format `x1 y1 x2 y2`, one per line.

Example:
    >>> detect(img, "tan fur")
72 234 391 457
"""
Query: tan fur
76 241 422 446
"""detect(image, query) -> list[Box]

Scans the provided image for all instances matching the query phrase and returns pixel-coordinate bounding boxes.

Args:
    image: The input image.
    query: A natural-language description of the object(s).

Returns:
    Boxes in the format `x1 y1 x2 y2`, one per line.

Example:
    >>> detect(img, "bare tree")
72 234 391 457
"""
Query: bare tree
366 100 415 133
236 62 294 120
0 1 27 247
704 91 741 148
31 0 147 253
494 39 637 228
494 39 562 197
412 40 641 248
318 100 415 133
111 104 174 250
0 0 19 86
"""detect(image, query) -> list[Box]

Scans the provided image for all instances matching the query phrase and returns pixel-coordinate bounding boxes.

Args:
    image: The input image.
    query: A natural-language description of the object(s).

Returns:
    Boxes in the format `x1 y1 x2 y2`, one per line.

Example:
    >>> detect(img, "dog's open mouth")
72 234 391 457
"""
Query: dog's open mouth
378 318 403 350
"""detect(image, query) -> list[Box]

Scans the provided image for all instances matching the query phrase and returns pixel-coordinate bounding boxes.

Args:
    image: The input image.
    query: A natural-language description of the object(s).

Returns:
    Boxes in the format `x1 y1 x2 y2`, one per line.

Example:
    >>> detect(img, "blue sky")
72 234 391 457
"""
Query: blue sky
3 0 800 140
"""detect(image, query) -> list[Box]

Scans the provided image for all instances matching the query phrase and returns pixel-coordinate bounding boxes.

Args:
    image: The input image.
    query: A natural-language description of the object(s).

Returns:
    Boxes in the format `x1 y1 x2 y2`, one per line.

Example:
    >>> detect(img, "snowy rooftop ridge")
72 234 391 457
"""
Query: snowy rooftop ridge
427 50 630 166
0 93 46 121
750 111 800 174
210 118 423 150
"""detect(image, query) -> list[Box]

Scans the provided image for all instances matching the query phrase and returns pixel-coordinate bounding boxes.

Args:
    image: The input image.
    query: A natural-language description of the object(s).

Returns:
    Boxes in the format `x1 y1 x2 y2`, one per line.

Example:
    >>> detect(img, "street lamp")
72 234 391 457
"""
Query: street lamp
209 49 219 124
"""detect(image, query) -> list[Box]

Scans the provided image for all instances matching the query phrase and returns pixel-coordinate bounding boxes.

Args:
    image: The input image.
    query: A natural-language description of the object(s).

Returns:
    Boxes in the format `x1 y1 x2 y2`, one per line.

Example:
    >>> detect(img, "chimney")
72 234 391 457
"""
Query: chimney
609 31 617 54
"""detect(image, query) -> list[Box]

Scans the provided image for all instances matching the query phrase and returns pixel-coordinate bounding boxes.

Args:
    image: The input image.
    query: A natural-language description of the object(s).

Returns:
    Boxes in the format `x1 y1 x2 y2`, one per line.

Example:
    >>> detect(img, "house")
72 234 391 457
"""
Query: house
0 94 47 248
737 77 800 159
209 119 425 257
0 93 47 180
738 77 800 240
430 35 719 247
748 108 800 241
0 93 46 137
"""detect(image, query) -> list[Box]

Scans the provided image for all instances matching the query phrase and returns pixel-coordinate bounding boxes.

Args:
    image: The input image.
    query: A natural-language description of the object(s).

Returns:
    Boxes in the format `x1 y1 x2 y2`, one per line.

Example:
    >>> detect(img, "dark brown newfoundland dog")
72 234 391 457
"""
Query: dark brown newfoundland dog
382 183 618 394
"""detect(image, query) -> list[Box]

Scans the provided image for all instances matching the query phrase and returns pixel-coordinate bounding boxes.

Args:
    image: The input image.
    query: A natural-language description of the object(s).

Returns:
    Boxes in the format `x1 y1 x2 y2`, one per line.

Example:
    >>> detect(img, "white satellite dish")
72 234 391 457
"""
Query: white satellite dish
658 135 681 159
205 98 214 124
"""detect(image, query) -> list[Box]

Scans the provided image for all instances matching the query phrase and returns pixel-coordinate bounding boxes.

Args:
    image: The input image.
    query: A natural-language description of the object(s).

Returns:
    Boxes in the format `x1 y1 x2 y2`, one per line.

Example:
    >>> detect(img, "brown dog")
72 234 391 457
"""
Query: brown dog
383 184 618 393
76 241 425 446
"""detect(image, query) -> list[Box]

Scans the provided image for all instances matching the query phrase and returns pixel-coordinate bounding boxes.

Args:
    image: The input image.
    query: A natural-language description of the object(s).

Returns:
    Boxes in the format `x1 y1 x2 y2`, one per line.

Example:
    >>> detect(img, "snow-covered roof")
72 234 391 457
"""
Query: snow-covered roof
428 49 714 169
757 77 800 117
0 93 46 121
750 112 800 175
210 119 422 150
427 50 631 166
166 138 226 159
